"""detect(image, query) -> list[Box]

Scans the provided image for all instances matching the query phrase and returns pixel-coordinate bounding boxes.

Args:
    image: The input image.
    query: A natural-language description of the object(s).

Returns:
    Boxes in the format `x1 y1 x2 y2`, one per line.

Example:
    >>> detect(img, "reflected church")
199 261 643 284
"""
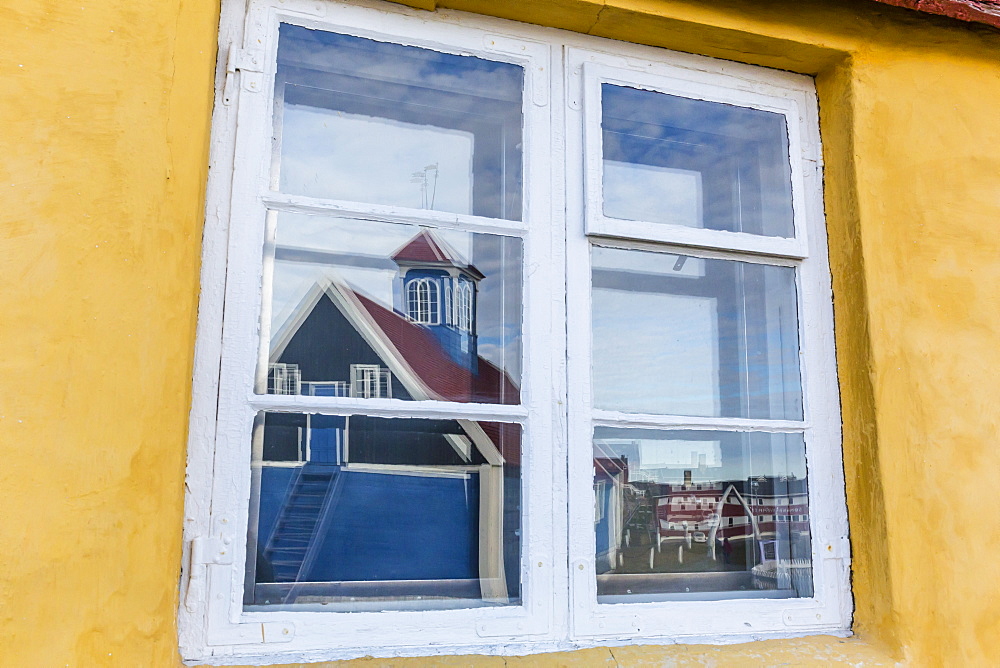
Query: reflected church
248 229 521 609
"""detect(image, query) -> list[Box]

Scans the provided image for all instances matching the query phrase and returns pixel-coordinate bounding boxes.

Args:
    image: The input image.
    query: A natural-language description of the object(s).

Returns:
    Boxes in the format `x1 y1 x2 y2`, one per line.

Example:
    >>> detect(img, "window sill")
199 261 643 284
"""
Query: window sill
226 635 897 666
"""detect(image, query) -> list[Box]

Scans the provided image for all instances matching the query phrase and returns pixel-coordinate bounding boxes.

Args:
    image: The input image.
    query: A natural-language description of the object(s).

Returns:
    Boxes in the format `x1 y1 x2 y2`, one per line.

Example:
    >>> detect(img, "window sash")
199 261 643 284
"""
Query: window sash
574 54 816 259
183 1 560 656
564 46 847 639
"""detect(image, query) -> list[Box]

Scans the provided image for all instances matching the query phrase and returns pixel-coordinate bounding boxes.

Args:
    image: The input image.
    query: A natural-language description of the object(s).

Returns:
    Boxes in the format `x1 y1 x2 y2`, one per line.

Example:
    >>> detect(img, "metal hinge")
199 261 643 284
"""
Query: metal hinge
185 535 296 646
223 44 265 105
192 535 236 565
184 536 234 613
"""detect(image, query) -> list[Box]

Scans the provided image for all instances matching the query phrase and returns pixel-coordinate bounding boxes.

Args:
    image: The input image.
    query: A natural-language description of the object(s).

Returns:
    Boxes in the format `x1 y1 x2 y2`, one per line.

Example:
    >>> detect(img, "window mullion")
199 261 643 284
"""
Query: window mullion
591 410 808 433
261 192 530 237
248 394 529 422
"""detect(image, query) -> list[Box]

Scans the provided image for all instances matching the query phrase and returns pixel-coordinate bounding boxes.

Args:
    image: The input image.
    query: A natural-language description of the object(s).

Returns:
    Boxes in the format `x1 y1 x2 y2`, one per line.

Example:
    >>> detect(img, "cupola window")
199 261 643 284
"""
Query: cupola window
406 277 440 325
455 279 474 333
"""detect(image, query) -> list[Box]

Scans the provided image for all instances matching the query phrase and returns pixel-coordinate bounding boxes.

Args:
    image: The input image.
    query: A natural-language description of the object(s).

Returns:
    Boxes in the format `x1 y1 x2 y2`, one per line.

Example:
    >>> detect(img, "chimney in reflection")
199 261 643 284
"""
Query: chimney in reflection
683 469 693 488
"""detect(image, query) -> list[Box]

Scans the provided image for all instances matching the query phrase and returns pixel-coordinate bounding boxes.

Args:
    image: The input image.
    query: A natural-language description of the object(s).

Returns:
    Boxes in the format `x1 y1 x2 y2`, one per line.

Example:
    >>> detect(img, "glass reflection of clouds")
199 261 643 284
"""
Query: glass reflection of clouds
603 160 703 228
594 428 808 482
274 24 524 220
602 84 794 237
591 246 802 419
593 285 720 416
280 106 475 213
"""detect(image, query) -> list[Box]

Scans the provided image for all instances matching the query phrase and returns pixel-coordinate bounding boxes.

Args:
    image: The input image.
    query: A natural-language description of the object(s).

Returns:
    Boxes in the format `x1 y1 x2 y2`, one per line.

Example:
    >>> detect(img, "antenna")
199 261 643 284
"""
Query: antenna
411 164 440 210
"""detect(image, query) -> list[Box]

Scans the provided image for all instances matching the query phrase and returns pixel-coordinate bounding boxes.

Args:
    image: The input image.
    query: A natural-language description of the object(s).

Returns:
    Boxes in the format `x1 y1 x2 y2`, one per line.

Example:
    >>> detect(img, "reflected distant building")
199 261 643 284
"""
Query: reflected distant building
595 463 810 579
653 475 810 554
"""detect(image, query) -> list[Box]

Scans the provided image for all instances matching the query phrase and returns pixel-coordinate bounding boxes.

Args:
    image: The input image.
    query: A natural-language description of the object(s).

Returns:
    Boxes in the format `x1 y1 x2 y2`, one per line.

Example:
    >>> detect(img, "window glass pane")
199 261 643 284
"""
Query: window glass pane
246 413 522 611
602 84 794 237
275 24 524 220
259 212 523 405
591 246 802 420
593 428 812 602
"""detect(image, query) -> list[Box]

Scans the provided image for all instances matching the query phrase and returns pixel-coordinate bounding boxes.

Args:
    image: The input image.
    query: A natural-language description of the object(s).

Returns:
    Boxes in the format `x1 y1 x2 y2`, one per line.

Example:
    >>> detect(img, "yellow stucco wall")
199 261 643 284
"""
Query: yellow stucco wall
2 0 999 665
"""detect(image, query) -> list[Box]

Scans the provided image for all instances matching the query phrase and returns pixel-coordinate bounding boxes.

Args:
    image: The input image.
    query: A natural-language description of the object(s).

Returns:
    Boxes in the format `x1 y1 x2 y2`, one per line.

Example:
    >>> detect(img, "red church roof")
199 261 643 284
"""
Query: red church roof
350 290 521 464
351 290 520 407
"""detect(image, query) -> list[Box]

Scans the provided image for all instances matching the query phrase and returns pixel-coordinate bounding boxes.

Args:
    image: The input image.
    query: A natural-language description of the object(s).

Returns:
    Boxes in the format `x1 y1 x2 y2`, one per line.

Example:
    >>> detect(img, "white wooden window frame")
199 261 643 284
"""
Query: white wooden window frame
565 47 850 640
181 0 561 663
179 0 850 663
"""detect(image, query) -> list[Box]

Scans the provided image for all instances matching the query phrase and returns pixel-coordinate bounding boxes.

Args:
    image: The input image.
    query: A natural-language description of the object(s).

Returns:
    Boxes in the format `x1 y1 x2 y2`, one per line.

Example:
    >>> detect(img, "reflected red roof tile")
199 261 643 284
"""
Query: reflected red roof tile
392 229 453 264
391 229 485 280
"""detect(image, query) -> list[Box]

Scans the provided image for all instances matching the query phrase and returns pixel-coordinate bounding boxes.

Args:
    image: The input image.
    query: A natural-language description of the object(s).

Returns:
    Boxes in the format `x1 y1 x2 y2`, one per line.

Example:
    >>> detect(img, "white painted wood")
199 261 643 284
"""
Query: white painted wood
261 193 529 237
591 411 808 433
250 394 528 421
179 0 851 662
591 236 803 267
586 223 808 259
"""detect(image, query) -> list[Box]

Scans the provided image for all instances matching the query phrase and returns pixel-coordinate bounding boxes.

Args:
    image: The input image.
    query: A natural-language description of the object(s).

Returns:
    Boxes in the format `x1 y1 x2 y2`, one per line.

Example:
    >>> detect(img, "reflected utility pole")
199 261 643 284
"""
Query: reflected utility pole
411 163 439 210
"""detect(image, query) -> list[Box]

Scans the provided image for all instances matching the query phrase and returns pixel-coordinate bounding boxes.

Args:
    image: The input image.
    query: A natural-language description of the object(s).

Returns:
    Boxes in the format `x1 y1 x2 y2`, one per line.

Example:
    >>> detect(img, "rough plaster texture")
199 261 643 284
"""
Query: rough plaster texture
2 0 1000 665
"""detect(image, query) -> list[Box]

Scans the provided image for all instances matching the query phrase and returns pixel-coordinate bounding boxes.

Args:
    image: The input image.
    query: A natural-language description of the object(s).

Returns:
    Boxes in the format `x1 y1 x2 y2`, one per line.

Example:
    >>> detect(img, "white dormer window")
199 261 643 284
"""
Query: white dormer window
405 277 440 325
267 362 301 395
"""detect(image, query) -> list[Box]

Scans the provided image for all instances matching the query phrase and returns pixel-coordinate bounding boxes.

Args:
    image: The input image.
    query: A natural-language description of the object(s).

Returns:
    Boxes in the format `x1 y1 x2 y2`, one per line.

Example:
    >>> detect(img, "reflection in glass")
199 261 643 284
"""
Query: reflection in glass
602 84 794 237
594 428 812 602
275 24 524 220
259 213 523 404
245 413 522 611
591 246 802 419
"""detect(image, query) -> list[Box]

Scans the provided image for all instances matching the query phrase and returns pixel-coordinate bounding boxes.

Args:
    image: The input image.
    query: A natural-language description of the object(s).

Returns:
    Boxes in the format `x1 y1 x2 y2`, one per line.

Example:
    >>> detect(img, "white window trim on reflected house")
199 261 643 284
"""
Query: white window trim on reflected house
178 0 850 664
349 364 391 399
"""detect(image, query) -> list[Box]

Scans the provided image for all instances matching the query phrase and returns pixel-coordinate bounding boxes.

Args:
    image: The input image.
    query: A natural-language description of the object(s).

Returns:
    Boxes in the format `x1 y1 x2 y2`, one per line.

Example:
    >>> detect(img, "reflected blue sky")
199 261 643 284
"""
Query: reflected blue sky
602 84 794 237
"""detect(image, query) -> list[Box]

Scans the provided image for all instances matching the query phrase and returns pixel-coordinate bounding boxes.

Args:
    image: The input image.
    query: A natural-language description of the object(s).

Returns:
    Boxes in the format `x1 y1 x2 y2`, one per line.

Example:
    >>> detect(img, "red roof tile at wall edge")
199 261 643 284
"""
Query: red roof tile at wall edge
872 0 1000 30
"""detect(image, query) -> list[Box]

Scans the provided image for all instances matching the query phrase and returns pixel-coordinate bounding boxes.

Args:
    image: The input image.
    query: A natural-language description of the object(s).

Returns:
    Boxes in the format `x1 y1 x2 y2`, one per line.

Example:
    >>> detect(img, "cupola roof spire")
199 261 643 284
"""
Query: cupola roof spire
391 229 485 280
